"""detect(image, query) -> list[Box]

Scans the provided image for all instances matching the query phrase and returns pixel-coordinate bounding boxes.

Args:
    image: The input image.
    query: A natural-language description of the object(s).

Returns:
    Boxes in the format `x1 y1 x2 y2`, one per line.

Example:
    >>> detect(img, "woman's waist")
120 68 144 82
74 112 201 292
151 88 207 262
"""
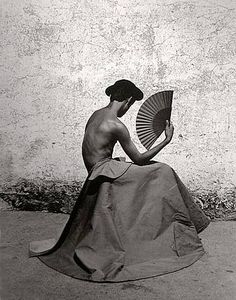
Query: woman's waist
87 156 132 181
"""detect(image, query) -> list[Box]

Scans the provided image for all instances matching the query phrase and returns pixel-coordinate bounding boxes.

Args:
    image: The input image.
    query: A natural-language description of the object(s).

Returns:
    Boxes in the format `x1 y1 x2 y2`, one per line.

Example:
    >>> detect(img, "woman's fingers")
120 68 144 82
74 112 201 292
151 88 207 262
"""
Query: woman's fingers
166 120 174 127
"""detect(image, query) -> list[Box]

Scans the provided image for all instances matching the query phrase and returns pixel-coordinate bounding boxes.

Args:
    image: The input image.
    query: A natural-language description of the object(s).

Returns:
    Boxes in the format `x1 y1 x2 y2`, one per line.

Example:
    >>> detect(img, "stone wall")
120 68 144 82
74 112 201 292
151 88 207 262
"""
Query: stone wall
1 0 235 212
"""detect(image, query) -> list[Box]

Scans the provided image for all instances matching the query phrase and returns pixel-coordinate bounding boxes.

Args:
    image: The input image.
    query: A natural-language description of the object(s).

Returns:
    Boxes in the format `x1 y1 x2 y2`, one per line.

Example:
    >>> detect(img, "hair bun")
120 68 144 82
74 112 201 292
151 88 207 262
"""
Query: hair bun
105 79 143 101
105 85 114 96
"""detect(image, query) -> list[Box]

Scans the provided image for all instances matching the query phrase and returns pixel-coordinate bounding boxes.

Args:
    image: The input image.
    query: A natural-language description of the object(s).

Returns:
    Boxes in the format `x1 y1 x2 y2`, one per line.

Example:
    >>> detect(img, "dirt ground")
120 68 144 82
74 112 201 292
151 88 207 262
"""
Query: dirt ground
1 209 236 300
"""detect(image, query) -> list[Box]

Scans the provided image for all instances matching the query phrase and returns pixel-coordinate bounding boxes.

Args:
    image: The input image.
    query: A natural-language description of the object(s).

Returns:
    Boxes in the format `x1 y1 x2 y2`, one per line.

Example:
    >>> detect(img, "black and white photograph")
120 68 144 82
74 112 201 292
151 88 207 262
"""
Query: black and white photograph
1 0 236 299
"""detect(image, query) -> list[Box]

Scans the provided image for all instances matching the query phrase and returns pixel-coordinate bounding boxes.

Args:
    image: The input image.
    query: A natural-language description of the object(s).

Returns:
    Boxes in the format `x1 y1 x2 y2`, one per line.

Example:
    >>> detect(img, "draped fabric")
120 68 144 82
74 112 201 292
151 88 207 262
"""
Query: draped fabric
29 159 210 282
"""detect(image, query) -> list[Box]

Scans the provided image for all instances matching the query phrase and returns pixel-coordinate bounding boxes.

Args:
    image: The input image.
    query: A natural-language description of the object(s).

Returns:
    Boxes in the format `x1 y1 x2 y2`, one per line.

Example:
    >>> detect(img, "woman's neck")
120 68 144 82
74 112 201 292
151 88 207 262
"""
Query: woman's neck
105 101 123 117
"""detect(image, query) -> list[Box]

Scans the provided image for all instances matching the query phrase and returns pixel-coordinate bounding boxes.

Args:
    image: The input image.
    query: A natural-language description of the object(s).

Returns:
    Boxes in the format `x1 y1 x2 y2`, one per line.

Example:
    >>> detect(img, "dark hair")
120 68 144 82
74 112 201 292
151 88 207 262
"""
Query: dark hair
105 79 143 102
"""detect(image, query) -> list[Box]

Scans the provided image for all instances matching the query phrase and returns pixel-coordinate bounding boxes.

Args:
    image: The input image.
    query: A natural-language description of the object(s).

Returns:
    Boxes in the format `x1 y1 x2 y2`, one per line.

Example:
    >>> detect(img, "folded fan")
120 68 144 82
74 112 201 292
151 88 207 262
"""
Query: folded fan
136 90 174 150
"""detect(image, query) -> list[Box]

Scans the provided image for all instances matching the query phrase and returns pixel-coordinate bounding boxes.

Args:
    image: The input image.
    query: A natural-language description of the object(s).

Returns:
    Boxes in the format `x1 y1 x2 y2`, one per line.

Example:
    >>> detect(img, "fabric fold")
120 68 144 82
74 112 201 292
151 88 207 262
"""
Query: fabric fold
29 159 210 282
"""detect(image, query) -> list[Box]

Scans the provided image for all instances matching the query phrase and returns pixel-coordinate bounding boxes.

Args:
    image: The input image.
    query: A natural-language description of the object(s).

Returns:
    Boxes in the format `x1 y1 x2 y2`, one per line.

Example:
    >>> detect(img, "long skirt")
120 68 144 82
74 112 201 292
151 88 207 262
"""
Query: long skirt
29 158 210 282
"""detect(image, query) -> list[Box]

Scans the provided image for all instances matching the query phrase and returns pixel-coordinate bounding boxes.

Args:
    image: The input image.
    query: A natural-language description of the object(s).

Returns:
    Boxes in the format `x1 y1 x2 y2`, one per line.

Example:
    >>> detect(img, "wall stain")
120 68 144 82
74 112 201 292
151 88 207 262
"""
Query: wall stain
22 138 46 162
0 178 235 219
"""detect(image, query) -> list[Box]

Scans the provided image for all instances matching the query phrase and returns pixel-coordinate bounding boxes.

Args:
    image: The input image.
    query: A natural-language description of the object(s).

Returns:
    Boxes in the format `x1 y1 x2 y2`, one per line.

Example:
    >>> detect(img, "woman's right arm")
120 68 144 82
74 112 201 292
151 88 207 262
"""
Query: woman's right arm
114 120 174 165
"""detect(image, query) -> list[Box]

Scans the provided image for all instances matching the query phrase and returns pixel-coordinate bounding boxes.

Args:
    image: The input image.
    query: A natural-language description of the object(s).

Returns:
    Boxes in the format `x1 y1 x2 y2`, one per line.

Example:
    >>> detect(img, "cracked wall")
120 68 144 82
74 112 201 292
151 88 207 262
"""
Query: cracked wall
1 0 236 204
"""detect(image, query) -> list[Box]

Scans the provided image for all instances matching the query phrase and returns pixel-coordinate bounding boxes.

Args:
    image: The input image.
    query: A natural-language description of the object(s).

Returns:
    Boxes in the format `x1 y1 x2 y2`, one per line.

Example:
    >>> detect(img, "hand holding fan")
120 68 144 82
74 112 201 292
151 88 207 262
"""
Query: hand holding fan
136 90 174 150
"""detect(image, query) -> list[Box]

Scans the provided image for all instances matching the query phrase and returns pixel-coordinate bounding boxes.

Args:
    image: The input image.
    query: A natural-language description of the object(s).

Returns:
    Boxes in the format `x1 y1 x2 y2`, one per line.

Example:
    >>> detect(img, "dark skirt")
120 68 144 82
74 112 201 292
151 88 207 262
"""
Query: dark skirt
29 158 210 282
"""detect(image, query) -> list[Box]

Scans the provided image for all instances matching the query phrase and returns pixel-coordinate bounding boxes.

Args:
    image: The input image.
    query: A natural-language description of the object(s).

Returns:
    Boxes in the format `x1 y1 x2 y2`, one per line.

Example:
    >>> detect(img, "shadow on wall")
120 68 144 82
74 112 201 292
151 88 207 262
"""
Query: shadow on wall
0 178 235 220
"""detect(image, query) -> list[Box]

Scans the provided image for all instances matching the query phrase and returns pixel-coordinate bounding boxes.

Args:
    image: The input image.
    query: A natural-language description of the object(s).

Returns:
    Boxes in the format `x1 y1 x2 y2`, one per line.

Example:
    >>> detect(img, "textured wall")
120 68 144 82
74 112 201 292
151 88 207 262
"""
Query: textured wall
1 0 236 204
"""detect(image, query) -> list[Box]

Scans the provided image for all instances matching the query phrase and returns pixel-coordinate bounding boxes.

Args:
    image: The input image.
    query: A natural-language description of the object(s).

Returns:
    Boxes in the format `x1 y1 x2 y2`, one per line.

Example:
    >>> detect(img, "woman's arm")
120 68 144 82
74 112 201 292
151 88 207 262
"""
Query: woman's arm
114 120 174 165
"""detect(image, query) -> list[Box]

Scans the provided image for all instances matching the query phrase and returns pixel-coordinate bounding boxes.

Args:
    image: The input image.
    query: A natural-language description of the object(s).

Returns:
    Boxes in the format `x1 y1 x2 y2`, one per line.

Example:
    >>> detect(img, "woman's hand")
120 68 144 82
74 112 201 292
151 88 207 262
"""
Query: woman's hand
165 120 174 142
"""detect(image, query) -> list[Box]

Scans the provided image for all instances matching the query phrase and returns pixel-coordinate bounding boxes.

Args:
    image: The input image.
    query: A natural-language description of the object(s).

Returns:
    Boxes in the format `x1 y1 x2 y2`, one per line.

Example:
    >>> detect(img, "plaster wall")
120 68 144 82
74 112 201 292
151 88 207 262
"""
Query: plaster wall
1 0 236 201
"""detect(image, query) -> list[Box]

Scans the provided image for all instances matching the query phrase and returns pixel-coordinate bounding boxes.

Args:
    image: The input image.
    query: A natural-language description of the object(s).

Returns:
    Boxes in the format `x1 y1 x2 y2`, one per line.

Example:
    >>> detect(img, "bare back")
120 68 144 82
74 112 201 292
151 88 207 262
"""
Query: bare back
82 108 119 171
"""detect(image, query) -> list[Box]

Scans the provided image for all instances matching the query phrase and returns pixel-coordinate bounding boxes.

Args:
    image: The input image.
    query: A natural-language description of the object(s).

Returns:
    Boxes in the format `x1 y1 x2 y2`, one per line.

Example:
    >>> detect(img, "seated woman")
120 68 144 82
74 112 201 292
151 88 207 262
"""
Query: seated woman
29 79 210 282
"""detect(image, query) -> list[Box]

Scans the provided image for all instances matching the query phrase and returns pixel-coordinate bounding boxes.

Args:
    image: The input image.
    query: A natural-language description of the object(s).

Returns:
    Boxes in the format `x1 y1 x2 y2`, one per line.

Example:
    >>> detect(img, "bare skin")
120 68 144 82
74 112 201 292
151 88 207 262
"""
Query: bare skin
82 98 174 172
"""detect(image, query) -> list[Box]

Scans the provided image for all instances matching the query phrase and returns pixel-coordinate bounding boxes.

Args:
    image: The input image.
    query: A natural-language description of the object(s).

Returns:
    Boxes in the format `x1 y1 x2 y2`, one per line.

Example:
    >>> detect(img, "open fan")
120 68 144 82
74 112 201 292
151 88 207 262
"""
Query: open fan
136 90 174 150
